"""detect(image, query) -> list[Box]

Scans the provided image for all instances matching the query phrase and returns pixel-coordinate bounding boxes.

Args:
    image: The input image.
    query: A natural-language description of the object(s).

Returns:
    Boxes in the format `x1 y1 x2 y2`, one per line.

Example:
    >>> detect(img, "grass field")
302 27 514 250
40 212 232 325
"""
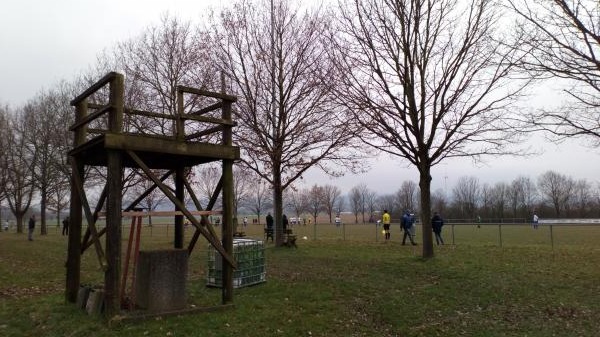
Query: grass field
1 222 599 336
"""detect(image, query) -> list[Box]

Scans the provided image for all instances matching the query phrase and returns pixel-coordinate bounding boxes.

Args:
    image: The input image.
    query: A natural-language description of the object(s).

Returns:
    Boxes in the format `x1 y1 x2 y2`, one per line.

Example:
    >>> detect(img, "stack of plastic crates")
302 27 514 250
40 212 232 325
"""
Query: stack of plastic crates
207 238 266 288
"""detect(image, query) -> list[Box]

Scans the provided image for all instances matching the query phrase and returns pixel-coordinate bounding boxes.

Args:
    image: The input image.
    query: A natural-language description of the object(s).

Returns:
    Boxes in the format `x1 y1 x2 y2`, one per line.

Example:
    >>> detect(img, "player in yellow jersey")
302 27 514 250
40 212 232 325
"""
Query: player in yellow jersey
382 210 391 241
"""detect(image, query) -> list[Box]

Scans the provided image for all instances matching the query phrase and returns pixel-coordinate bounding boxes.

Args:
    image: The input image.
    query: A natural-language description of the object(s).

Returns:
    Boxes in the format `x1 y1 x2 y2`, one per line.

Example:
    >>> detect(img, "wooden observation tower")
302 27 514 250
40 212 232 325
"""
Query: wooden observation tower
65 72 239 317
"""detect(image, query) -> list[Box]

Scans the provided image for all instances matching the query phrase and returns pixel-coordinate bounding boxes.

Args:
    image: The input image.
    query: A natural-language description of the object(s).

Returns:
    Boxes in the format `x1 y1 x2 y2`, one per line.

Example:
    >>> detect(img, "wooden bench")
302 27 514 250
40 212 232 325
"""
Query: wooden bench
264 228 274 242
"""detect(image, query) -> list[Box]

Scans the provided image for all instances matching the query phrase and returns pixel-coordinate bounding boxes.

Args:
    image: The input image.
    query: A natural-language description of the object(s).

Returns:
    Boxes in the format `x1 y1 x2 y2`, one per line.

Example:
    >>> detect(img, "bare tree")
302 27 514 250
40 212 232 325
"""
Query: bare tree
321 184 342 224
356 183 371 223
570 179 593 217
507 180 521 218
115 14 216 121
520 177 539 215
334 0 530 257
286 188 309 223
509 0 600 146
23 88 74 235
335 195 345 215
396 181 418 214
4 111 36 232
510 176 538 218
307 184 324 225
48 82 77 226
214 0 362 245
489 182 508 219
0 104 9 222
594 183 600 218
479 183 492 219
233 166 253 218
191 164 223 210
246 175 272 225
364 189 378 223
452 176 480 220
378 194 398 218
430 189 448 217
537 171 574 217
47 180 70 227
349 186 362 223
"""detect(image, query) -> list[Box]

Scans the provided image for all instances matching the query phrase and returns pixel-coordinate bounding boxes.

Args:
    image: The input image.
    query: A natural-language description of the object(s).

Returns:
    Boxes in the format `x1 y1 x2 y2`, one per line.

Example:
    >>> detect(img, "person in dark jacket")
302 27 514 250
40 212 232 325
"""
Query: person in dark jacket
265 213 274 242
282 214 289 231
401 211 417 245
28 215 36 241
62 216 70 236
431 212 444 245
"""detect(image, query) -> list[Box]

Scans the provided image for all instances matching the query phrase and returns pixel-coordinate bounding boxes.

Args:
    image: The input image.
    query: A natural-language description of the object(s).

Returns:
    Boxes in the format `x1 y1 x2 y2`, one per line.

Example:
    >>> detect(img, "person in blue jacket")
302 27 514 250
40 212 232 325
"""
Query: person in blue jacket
431 212 444 245
401 210 417 245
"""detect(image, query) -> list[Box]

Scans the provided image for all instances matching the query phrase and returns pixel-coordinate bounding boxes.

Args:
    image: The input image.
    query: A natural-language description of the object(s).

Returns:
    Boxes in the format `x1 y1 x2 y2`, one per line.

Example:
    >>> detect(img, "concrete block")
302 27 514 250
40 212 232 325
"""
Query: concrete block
135 249 188 312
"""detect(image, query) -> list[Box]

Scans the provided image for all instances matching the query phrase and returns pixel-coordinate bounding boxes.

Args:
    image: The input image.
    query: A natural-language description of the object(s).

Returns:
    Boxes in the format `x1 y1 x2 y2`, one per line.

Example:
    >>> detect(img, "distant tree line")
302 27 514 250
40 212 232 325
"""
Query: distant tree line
237 171 599 224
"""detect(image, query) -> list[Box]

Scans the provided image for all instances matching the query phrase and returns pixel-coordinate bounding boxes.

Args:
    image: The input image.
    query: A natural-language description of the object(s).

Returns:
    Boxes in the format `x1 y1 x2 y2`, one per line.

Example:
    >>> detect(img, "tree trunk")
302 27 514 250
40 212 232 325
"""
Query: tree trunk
16 212 24 233
41 186 48 235
418 164 434 258
273 168 284 246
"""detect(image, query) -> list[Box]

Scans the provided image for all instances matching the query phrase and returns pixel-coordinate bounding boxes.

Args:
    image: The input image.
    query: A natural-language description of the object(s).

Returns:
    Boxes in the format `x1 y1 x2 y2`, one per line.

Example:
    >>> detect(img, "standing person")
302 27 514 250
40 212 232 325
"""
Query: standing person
401 210 417 245
532 212 539 229
28 215 36 241
282 214 289 231
431 212 444 245
243 216 248 228
265 213 274 242
3 219 8 232
382 210 391 241
62 216 70 236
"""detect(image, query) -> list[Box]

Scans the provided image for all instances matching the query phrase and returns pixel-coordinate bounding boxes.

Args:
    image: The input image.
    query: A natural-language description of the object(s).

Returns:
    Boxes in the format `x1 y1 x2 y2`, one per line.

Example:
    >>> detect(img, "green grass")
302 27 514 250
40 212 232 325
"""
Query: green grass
1 223 599 336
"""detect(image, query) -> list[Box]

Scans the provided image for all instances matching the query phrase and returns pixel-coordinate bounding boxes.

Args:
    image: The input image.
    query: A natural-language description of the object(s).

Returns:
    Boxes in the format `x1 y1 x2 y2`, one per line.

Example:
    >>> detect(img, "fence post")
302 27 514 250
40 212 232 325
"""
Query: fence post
451 223 455 245
550 224 554 251
343 222 346 241
498 223 503 247
375 223 379 242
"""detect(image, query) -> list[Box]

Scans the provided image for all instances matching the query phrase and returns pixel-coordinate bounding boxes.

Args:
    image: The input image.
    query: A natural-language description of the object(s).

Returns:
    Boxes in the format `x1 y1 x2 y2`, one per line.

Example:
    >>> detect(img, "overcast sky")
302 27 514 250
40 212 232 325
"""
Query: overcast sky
1 0 599 196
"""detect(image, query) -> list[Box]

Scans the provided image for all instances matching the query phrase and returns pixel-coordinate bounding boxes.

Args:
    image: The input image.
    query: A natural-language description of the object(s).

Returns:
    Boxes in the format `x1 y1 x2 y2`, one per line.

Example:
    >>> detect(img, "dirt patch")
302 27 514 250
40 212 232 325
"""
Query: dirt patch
0 285 62 299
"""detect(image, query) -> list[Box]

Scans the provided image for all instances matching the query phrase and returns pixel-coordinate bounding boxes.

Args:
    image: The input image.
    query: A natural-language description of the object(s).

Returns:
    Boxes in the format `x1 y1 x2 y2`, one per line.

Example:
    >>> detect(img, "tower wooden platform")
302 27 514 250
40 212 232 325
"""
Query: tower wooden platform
65 72 239 318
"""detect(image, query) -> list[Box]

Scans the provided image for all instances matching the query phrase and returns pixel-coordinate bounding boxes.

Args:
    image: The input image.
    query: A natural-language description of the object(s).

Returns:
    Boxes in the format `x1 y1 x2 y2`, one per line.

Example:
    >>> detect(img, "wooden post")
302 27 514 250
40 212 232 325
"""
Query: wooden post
174 168 185 249
498 223 503 248
66 99 87 303
550 224 554 251
221 95 234 304
176 89 185 141
174 87 185 249
104 74 124 317
108 73 124 133
105 150 123 316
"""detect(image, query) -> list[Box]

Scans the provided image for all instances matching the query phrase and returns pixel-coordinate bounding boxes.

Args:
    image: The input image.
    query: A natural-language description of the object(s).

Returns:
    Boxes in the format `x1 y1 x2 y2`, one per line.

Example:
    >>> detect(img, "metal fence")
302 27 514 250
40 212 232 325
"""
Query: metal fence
26 217 600 250
271 220 600 249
